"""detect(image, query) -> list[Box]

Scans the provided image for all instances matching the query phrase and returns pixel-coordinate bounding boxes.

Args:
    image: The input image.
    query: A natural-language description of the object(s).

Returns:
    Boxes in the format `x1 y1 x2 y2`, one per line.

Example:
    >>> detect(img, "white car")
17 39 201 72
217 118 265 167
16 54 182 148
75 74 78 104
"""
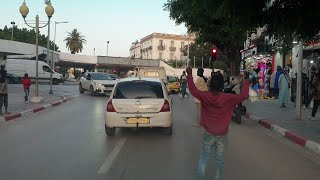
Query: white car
79 72 119 95
105 77 173 136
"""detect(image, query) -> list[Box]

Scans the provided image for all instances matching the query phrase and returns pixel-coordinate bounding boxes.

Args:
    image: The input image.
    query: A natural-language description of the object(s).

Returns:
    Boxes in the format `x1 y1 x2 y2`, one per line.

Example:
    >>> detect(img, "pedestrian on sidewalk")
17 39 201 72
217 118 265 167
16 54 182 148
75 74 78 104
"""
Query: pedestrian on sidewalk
22 73 32 102
278 67 291 108
304 66 317 109
186 67 249 180
0 66 9 115
274 66 283 99
193 68 208 127
180 71 188 98
309 72 320 121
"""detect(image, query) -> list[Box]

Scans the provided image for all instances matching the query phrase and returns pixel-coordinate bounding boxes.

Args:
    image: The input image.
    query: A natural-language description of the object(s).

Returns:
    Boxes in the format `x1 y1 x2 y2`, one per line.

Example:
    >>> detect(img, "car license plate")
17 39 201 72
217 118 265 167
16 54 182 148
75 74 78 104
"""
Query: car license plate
127 118 150 124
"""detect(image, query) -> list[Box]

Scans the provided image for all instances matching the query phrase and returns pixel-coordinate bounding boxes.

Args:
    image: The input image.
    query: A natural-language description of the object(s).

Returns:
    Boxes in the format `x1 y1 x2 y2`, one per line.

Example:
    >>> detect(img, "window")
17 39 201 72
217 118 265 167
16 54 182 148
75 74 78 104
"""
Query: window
170 53 174 60
171 41 174 47
180 54 184 60
159 52 163 60
113 81 164 99
90 73 111 80
159 40 163 46
181 42 185 48
43 66 51 73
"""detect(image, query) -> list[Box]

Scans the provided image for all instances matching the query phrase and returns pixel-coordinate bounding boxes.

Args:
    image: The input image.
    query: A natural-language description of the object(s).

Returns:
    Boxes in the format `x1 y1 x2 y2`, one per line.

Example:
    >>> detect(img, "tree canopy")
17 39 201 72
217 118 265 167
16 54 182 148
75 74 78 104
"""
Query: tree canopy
0 25 58 50
64 29 87 54
164 0 320 74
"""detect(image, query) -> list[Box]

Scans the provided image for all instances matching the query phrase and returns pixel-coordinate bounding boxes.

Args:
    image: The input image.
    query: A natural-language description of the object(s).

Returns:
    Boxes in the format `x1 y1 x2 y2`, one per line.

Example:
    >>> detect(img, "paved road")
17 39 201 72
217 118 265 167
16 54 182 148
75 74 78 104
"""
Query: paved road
0 94 320 180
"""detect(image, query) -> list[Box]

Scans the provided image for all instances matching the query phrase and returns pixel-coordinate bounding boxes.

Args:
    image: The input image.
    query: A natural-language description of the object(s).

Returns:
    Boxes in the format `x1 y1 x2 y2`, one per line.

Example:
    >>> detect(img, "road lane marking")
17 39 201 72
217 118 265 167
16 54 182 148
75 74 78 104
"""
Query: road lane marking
98 138 127 174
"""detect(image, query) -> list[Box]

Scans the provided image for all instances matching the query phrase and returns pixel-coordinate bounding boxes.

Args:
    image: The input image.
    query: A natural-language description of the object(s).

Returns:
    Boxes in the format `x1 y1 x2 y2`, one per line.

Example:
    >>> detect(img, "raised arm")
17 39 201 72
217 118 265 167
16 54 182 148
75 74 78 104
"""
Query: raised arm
226 80 250 106
186 67 203 101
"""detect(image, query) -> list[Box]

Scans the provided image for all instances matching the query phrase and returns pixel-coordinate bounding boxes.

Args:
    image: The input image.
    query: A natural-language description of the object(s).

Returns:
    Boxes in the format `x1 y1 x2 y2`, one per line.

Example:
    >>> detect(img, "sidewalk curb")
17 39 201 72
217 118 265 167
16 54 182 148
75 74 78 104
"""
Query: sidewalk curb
0 96 70 123
246 112 320 156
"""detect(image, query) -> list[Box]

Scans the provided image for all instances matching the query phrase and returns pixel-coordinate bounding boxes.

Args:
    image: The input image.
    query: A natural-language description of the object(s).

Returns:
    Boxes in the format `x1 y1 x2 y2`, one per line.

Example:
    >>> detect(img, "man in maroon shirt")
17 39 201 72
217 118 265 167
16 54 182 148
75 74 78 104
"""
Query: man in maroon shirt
186 67 249 180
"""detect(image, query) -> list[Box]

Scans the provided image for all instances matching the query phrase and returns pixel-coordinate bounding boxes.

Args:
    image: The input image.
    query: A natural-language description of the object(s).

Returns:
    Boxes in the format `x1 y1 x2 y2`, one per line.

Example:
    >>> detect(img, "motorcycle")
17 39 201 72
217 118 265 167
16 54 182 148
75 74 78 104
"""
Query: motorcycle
223 84 247 124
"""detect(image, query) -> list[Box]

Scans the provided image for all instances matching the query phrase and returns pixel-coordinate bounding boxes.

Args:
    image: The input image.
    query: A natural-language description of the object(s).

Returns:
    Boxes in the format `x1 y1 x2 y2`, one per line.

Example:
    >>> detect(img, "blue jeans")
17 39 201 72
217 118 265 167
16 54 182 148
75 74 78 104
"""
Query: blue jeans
197 132 227 180
180 82 187 97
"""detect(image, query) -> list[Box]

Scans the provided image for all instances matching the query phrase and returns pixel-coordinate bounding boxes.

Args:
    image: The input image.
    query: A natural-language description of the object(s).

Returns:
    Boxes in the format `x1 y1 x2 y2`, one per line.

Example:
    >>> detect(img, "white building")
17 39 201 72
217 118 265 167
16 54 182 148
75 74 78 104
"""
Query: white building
129 33 195 61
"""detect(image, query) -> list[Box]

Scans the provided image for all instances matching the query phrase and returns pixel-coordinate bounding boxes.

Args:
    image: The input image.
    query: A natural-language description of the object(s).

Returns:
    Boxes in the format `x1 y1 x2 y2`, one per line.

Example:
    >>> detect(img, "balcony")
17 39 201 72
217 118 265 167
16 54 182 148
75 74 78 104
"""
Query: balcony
169 46 176 51
158 45 165 51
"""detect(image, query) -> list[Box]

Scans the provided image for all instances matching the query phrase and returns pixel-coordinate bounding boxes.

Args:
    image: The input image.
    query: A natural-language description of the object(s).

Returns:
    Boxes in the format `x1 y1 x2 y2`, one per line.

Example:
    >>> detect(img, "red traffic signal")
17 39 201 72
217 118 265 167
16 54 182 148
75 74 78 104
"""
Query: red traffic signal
212 48 217 54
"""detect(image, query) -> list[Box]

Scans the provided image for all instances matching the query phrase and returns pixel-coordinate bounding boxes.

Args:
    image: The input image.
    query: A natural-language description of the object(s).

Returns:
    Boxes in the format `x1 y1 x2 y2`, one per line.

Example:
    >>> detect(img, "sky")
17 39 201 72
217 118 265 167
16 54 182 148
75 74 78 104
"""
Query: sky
1 0 187 57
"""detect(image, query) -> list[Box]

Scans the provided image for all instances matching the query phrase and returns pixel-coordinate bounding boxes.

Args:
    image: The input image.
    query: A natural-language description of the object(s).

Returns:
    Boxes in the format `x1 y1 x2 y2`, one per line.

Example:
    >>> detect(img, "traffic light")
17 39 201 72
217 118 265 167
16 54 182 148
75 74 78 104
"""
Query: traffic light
211 48 217 61
210 48 217 69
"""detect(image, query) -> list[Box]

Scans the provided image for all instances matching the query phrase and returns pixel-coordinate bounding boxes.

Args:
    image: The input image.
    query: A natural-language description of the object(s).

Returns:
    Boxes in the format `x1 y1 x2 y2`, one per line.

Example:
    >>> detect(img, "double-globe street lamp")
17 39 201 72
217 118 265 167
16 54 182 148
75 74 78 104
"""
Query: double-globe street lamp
19 0 54 103
49 21 68 94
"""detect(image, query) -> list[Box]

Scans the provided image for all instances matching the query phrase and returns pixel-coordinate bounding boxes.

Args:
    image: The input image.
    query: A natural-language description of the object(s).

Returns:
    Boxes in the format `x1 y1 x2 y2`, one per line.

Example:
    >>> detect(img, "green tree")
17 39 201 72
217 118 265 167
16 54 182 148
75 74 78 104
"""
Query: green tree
166 59 185 68
164 0 266 75
165 0 320 75
0 25 59 50
64 29 87 54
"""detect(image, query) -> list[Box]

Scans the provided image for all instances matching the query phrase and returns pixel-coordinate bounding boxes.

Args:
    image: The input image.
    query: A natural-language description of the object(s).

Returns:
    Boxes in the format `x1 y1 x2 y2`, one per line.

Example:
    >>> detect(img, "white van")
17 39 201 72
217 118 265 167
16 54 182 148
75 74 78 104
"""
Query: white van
137 67 167 84
5 59 64 84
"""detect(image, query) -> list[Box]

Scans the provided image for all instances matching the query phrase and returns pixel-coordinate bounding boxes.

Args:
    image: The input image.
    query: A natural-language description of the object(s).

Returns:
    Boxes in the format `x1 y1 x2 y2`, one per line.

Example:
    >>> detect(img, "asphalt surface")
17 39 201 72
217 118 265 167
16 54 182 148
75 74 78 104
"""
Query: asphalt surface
1 91 320 180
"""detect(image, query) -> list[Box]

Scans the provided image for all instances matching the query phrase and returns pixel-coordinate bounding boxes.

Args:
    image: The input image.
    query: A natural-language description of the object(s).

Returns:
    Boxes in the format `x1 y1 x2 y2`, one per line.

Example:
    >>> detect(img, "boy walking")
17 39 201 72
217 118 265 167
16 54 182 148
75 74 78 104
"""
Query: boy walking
22 73 32 102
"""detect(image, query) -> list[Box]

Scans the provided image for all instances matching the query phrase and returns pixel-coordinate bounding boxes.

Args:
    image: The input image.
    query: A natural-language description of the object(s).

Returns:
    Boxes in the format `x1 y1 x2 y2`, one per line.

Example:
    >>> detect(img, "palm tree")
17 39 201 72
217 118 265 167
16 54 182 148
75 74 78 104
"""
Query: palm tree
64 29 87 54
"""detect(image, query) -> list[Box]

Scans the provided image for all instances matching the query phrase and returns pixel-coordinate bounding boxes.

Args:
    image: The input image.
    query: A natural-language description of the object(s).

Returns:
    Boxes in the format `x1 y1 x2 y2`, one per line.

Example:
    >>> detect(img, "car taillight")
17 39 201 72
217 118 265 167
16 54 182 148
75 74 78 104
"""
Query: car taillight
175 82 179 87
106 100 116 112
160 99 170 112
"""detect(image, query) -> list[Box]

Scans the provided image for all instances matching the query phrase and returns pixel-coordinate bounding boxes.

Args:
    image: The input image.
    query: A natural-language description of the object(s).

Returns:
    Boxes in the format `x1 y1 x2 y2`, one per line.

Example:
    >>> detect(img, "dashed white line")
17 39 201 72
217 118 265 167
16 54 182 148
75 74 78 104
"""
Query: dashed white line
97 138 127 174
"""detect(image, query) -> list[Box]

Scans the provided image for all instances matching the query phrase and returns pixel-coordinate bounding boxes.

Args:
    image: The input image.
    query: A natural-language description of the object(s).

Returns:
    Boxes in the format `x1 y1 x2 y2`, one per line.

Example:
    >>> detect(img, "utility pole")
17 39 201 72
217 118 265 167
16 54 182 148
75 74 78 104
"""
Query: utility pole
201 57 204 68
296 41 303 120
10 21 15 40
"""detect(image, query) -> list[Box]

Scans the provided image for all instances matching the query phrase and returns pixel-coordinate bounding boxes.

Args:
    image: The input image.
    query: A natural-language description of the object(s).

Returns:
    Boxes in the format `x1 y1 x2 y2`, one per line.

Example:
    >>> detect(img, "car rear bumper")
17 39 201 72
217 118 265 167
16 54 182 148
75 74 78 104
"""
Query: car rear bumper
105 112 172 128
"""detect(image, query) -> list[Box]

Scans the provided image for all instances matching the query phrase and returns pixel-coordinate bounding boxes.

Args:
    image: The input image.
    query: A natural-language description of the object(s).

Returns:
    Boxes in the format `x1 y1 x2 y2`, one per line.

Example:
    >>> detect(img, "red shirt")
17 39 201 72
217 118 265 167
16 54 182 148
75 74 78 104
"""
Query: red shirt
187 75 249 136
22 78 32 89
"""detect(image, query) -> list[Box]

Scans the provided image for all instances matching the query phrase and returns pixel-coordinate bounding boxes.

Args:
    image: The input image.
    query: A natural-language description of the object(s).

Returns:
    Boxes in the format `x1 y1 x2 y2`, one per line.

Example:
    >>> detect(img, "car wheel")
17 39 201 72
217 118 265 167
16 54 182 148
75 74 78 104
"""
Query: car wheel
163 125 173 135
6 78 13 84
105 124 115 136
79 83 85 94
52 79 59 85
89 85 96 96
234 108 242 124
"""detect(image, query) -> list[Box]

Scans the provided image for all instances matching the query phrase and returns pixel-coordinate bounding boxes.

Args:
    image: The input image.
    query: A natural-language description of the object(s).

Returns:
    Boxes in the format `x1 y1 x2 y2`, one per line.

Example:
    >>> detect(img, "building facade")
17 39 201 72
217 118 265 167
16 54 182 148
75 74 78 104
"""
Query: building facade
129 33 195 61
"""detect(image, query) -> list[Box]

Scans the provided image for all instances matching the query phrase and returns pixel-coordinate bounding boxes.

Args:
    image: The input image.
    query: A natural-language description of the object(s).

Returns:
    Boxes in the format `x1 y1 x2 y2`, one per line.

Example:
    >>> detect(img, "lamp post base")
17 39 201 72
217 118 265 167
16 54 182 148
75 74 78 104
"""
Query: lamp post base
30 96 44 104
49 90 53 94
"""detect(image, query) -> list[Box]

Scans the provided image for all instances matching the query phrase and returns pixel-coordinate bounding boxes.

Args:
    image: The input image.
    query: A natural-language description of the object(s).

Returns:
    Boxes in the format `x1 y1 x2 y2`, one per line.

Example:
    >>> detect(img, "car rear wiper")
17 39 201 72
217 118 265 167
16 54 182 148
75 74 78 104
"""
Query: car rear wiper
134 96 154 99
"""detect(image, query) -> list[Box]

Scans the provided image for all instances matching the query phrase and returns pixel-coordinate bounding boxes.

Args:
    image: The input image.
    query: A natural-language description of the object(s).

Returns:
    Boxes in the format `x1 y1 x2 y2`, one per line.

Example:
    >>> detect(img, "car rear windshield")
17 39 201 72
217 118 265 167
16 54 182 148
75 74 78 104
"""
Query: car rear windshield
91 73 111 80
167 76 178 83
113 80 164 99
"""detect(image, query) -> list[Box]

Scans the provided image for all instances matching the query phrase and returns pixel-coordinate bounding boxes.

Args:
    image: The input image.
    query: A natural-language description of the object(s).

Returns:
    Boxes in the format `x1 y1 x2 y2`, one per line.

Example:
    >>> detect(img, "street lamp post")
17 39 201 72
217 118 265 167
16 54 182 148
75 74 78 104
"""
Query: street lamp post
10 21 15 40
107 41 110 56
187 34 190 67
19 0 54 103
49 21 68 94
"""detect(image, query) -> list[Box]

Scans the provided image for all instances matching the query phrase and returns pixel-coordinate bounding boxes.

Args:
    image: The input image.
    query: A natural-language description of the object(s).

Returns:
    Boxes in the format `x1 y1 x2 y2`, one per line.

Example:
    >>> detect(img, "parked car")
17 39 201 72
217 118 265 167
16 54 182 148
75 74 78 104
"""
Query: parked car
5 59 64 84
6 73 22 84
79 72 119 96
166 76 180 94
105 77 173 136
